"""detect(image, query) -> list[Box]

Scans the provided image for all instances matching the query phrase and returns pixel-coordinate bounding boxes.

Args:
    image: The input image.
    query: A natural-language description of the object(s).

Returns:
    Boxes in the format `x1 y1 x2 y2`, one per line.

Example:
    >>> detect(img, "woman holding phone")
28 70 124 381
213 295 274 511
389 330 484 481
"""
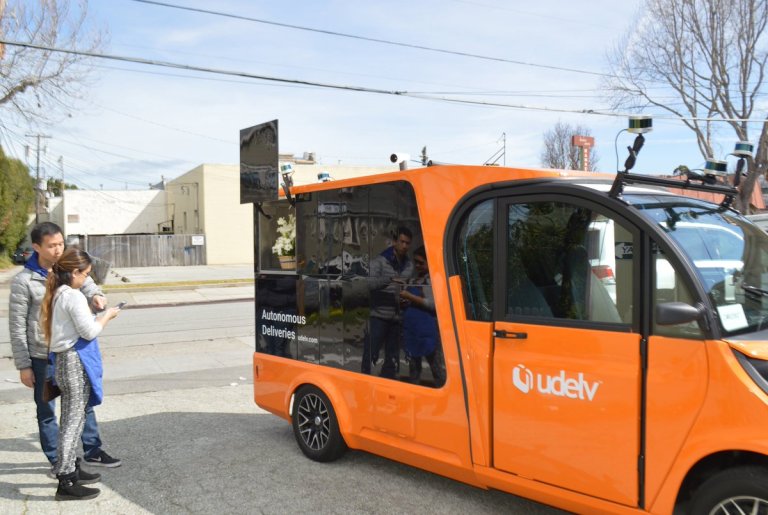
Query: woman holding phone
40 248 121 501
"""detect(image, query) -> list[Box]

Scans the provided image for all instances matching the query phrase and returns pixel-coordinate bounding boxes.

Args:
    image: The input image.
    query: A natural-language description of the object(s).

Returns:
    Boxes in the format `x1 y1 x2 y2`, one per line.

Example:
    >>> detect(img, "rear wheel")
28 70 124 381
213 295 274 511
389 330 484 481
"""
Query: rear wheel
292 385 347 462
688 466 768 515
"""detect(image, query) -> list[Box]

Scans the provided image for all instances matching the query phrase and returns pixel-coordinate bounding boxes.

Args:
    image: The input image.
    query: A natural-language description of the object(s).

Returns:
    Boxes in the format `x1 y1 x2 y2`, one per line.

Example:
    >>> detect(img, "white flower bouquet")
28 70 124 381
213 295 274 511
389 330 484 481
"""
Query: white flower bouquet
272 214 296 257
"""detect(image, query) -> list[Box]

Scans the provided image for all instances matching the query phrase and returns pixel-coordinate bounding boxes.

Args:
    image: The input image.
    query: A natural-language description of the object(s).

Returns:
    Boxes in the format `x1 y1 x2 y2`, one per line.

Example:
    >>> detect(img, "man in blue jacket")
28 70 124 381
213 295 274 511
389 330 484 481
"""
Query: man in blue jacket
8 222 122 473
364 226 414 379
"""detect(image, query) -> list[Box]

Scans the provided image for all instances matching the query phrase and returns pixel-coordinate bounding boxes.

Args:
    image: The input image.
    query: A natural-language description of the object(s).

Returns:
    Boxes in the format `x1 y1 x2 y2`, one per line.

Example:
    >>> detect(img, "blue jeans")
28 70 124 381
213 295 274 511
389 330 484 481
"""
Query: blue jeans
31 357 102 464
365 317 401 379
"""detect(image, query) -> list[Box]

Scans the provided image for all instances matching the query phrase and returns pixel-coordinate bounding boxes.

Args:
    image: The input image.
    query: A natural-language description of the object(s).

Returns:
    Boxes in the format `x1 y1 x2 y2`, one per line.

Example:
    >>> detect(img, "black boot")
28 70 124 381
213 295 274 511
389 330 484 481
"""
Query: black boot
55 471 100 501
75 461 101 485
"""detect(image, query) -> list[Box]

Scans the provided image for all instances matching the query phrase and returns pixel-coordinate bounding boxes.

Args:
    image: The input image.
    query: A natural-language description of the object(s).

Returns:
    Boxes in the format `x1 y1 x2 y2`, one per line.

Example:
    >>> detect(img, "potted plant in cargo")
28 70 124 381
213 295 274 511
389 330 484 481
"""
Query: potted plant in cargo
272 214 296 270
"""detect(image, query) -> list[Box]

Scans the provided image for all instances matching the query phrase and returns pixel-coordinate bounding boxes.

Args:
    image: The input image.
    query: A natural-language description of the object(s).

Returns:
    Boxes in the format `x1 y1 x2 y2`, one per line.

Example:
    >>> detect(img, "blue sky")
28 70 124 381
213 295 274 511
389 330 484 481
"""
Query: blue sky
2 0 749 190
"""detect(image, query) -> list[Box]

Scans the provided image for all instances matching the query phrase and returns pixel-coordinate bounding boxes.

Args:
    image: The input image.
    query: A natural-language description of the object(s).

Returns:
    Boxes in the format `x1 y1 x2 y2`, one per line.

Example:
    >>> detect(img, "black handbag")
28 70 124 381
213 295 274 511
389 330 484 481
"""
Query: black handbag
42 378 60 402
43 318 61 402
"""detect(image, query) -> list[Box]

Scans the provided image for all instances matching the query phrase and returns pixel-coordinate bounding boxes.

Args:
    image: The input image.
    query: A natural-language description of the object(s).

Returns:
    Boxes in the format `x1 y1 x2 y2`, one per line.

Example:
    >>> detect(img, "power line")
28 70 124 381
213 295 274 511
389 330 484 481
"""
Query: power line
0 39 407 95
102 44 490 93
5 39 767 124
0 122 24 161
54 134 179 162
77 136 178 162
91 102 232 145
3 125 160 189
402 92 768 124
38 153 150 188
127 0 614 78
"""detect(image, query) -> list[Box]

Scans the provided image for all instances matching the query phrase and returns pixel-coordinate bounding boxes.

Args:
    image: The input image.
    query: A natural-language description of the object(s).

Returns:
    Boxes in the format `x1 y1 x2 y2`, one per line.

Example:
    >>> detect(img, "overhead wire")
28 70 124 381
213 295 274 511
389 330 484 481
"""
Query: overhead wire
91 102 232 145
38 152 151 188
0 122 25 161
34 155 168 208
2 39 766 125
103 43 496 93
2 124 158 189
127 0 614 78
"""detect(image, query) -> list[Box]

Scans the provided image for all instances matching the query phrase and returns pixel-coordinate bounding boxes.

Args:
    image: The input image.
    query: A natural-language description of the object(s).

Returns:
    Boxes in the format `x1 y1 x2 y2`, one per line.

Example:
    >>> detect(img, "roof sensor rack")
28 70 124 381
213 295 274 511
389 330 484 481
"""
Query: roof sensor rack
609 115 738 209
609 171 738 209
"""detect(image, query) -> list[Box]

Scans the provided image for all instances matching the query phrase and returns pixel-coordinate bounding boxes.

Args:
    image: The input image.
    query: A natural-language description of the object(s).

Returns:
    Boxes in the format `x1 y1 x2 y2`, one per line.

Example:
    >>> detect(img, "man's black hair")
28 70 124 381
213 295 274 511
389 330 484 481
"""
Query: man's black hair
414 246 426 259
30 222 63 245
396 226 412 240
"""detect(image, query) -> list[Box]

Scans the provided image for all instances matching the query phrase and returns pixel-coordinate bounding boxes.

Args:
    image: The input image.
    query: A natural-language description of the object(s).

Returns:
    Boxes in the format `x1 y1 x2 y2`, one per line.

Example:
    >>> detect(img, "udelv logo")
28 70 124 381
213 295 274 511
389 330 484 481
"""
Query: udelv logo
512 364 600 401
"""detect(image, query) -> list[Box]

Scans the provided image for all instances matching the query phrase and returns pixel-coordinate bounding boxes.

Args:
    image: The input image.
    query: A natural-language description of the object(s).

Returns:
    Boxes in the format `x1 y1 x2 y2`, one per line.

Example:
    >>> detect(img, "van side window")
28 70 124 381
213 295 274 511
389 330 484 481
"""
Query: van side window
457 199 494 321
256 181 446 388
505 201 632 324
652 244 704 338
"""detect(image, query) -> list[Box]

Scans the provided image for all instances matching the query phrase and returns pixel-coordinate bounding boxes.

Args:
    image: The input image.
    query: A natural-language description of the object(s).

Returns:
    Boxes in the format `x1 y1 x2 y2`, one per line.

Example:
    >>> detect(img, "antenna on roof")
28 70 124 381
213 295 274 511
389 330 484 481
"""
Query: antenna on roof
731 141 754 189
609 116 653 197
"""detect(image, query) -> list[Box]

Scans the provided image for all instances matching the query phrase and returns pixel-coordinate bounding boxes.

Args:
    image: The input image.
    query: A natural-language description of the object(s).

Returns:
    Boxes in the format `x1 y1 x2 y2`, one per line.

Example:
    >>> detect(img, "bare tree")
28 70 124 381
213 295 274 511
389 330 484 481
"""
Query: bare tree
605 0 768 213
0 0 105 124
540 121 600 171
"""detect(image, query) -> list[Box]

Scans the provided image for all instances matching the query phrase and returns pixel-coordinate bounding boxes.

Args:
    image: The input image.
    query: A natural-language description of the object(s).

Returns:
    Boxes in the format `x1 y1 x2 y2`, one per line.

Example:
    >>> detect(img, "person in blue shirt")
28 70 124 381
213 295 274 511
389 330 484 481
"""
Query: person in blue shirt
400 246 445 387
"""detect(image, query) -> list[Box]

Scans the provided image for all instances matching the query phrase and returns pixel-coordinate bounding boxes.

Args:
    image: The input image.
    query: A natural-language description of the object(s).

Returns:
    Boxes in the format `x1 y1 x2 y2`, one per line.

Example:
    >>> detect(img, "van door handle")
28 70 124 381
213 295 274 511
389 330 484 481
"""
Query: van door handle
494 329 527 339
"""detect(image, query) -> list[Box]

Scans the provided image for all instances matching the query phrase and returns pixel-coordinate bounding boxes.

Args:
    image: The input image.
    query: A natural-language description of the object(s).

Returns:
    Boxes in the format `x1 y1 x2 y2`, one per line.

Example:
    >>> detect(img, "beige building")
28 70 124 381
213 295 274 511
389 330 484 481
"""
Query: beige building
167 158 398 265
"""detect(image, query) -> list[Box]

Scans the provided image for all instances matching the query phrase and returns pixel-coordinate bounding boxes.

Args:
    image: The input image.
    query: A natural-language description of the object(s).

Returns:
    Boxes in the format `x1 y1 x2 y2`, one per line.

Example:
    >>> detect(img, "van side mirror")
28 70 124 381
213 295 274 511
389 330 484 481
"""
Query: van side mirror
655 302 705 326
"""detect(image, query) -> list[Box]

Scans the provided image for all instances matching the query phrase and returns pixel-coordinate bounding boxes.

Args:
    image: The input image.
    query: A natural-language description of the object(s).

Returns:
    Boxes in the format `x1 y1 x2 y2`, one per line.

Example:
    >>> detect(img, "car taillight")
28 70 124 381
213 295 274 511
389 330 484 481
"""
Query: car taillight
592 265 614 280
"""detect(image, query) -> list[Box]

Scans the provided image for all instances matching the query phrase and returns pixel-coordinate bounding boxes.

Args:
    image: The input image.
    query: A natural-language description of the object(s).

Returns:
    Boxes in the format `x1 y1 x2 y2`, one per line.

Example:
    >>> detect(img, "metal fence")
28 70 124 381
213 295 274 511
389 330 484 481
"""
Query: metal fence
72 234 207 267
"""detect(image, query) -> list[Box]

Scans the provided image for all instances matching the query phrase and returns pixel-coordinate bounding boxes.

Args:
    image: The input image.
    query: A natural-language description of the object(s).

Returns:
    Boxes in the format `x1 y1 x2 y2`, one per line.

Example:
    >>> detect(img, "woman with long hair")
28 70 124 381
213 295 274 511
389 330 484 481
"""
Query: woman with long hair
40 247 120 501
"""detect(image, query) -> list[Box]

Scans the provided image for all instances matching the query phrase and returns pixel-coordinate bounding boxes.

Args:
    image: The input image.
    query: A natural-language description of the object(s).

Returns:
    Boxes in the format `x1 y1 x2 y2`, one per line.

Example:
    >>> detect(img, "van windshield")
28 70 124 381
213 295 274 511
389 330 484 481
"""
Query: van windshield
628 194 768 337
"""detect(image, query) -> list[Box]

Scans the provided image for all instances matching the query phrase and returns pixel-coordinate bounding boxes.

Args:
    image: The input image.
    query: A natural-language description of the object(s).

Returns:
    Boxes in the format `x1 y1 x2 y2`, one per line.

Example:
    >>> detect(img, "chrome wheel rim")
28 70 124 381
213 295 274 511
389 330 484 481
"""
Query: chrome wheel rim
710 496 768 515
297 393 330 451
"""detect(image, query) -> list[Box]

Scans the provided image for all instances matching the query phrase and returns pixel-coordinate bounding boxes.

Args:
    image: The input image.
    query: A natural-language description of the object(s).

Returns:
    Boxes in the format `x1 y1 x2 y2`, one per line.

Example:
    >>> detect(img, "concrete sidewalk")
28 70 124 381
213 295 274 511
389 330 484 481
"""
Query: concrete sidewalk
101 264 254 310
0 264 255 316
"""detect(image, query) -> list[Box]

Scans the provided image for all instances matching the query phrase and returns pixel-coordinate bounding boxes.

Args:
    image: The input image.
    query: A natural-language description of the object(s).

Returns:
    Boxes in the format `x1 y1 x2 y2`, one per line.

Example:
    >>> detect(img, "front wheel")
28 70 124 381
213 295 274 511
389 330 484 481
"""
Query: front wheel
292 385 347 462
688 466 768 515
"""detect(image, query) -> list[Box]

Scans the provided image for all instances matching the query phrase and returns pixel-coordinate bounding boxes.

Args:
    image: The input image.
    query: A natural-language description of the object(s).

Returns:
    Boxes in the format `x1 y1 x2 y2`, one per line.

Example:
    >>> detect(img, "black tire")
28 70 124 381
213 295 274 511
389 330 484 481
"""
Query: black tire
292 385 347 462
688 466 768 515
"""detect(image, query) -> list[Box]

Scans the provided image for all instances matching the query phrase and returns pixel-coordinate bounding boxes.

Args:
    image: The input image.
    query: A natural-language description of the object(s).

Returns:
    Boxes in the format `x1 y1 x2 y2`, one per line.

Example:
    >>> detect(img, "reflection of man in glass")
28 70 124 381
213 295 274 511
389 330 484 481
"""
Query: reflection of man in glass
364 226 413 378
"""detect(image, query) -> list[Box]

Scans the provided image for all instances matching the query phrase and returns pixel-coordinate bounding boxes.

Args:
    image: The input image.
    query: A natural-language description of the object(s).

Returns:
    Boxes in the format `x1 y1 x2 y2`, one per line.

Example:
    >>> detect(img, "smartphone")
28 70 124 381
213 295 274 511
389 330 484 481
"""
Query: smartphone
116 301 127 309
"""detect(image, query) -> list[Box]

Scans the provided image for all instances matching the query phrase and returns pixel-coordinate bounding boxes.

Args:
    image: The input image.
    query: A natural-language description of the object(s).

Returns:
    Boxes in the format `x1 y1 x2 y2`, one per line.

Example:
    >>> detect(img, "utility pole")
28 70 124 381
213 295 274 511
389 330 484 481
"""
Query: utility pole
55 156 66 197
483 133 507 167
26 134 51 224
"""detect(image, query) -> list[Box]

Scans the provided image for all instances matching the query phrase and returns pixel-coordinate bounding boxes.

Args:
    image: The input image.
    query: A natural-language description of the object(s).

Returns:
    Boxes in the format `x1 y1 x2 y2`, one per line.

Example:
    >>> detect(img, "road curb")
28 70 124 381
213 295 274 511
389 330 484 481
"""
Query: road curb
102 280 253 293
120 297 255 309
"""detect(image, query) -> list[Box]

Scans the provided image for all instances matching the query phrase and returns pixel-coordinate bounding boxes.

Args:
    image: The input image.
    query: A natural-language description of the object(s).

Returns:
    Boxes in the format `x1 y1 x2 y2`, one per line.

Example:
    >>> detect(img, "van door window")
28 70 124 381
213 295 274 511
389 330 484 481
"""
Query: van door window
652 243 704 338
505 201 632 324
456 199 494 321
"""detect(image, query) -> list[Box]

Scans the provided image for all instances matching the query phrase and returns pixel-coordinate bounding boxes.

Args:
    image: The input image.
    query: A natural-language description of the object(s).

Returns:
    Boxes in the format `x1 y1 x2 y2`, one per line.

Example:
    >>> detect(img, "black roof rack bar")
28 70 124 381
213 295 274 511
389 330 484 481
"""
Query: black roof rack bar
609 172 738 207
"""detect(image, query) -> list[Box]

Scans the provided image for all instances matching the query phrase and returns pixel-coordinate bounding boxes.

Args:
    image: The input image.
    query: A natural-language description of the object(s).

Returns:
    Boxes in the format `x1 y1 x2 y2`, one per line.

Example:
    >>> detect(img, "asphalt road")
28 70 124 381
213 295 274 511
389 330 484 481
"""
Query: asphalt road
0 302 566 514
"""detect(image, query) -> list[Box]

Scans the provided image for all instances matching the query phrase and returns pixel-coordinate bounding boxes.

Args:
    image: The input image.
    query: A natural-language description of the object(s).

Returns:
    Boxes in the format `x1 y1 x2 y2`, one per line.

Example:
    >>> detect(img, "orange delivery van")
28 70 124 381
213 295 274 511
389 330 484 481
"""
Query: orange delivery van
248 163 768 514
